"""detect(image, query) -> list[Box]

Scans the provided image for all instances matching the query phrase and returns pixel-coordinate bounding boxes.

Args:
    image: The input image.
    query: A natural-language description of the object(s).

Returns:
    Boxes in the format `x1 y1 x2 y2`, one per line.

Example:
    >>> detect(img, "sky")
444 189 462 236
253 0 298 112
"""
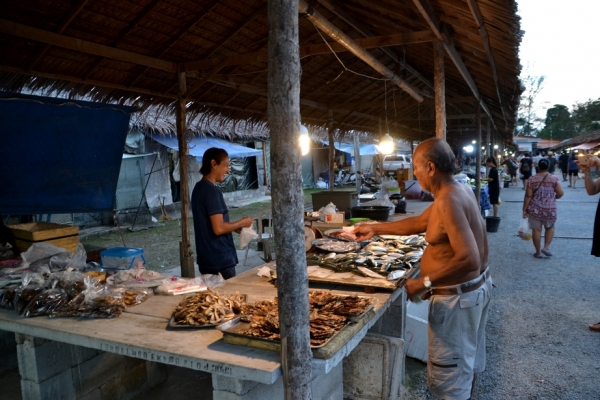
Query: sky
517 0 600 118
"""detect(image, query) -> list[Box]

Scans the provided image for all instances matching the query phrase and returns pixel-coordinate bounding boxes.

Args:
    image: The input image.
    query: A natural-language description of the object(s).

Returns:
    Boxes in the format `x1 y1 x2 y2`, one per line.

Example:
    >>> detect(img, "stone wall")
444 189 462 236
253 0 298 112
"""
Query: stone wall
16 334 167 400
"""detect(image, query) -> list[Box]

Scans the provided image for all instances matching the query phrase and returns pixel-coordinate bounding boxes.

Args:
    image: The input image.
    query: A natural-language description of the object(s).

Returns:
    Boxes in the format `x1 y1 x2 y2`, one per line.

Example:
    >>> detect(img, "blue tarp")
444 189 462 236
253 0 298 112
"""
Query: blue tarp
321 141 381 156
0 92 136 215
148 134 262 162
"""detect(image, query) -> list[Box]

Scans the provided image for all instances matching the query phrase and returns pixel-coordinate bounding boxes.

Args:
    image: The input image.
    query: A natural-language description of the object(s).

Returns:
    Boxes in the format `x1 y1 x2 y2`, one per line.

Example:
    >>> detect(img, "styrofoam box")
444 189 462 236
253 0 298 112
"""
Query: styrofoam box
405 299 429 363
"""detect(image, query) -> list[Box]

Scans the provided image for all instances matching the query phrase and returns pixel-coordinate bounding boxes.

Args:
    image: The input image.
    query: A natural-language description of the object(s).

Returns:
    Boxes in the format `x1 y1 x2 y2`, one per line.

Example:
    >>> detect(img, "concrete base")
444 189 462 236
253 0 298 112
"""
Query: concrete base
343 334 405 400
15 334 167 400
212 361 343 400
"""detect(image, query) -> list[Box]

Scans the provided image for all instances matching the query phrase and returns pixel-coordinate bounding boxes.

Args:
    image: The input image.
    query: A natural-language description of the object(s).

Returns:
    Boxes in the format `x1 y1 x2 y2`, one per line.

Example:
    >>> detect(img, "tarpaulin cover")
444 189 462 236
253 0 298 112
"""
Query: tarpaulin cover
321 141 381 156
0 92 136 215
148 134 262 161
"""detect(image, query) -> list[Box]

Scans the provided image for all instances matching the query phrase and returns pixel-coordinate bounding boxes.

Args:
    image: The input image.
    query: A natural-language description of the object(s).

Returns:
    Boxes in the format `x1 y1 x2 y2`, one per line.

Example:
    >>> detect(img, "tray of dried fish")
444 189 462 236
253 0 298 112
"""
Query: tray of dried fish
168 288 246 330
219 290 376 348
312 239 361 253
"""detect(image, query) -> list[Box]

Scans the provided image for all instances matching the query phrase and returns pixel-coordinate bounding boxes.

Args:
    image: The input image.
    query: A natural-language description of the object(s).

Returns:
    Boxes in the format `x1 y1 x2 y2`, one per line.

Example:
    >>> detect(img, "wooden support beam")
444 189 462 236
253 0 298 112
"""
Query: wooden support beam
0 19 175 72
475 101 482 207
411 0 494 125
298 0 423 102
182 30 436 71
434 41 445 139
175 72 195 278
267 0 312 397
466 0 508 126
328 110 335 190
26 0 90 71
330 96 476 110
317 0 433 91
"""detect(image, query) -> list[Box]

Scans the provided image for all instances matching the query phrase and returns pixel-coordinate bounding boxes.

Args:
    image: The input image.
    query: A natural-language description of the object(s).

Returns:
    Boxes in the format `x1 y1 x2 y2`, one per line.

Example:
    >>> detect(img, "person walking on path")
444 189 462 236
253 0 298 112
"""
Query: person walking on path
567 152 579 188
559 150 569 181
523 158 564 259
355 138 492 400
486 157 500 217
520 152 533 190
501 155 518 186
578 154 600 332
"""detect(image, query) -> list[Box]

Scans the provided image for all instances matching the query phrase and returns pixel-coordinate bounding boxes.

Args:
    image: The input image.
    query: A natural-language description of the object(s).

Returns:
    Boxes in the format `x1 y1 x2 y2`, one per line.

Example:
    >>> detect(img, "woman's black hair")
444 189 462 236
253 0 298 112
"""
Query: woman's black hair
537 158 549 171
200 147 229 175
485 156 497 167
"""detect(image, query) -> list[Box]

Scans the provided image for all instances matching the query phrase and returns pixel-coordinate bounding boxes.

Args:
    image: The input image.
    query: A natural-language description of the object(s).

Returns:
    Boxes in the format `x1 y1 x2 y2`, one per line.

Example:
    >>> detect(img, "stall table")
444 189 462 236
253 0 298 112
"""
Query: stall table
0 264 406 400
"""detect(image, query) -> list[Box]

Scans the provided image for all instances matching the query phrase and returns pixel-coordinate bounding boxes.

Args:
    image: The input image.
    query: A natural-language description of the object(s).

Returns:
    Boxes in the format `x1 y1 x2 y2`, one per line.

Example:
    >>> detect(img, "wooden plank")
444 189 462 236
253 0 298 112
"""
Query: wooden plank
9 222 78 241
0 19 176 72
330 96 476 110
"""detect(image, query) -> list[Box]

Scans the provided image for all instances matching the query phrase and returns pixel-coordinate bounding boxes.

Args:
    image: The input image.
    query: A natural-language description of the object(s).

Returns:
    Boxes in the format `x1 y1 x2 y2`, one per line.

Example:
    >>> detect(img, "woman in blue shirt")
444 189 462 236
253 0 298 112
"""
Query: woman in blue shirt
567 152 579 189
191 148 253 279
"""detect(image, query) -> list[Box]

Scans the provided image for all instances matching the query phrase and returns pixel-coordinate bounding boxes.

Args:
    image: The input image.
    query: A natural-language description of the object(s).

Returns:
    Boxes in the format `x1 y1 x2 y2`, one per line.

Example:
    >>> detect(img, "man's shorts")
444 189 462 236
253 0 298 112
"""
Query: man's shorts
528 217 555 229
568 169 579 176
427 272 493 400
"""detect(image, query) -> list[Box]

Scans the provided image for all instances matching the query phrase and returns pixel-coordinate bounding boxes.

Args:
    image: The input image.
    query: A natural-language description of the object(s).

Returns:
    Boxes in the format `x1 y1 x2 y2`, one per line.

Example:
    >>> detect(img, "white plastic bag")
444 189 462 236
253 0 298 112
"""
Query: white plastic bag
239 227 258 249
320 202 337 222
518 218 532 241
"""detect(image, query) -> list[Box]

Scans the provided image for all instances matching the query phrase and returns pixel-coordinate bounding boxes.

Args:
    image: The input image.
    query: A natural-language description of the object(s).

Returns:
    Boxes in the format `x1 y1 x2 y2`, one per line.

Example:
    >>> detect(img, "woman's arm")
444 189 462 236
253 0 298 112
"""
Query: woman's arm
209 214 254 236
523 183 533 218
554 180 564 199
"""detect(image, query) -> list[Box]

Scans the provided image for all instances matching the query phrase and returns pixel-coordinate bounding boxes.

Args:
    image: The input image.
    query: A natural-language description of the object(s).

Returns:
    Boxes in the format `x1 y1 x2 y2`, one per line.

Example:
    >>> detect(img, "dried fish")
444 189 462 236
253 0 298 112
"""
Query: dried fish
172 288 245 326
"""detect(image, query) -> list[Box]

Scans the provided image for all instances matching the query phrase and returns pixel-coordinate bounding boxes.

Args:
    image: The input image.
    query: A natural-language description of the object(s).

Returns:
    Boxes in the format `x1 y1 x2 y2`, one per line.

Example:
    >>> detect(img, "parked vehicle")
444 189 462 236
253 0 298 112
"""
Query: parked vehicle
382 154 412 172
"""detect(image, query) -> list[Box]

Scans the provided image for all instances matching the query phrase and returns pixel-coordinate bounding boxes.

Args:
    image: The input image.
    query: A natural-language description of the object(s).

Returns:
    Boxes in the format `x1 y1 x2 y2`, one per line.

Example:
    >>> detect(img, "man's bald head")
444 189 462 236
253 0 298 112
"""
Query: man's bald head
415 138 456 174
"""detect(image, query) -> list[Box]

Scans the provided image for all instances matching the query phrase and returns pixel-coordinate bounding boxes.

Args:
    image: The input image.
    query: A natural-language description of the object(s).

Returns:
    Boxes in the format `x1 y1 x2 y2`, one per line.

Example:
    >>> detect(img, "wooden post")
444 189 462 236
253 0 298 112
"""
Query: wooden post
354 132 361 192
434 41 446 139
268 1 312 399
176 71 195 278
328 109 335 191
486 116 491 159
475 101 482 210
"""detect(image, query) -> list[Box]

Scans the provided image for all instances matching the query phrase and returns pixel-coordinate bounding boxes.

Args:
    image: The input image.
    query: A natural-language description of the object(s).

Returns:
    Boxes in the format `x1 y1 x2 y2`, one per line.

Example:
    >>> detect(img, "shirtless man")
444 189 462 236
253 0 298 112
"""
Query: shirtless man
355 138 492 400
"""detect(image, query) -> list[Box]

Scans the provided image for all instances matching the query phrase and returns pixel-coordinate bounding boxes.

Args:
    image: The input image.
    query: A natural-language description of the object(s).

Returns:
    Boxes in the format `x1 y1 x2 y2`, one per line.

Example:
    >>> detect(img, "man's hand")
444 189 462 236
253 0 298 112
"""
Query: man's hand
354 224 376 240
240 217 254 229
405 278 427 302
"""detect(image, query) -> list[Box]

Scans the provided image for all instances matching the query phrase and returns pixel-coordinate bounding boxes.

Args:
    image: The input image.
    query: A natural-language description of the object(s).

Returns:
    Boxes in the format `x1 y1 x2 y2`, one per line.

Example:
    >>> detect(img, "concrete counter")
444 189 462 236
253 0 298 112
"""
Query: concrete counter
0 265 407 399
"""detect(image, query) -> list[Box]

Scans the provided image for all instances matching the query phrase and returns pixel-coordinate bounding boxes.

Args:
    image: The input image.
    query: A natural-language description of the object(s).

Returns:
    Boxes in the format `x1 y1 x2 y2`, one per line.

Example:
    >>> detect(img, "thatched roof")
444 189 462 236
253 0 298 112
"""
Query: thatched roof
0 0 523 145
549 131 600 151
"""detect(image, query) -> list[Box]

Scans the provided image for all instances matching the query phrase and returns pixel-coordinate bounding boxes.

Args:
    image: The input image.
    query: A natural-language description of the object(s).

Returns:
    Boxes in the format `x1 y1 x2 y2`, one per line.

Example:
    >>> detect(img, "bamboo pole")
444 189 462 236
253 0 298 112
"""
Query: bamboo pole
354 132 361 192
475 102 482 209
328 109 335 191
267 0 312 398
176 72 195 278
433 41 446 139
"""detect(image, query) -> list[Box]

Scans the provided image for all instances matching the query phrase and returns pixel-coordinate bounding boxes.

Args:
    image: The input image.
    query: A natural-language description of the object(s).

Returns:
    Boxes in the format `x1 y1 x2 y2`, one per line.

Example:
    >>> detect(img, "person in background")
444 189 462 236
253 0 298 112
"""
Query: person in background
355 138 491 400
532 151 543 174
501 155 518 186
191 147 254 279
523 159 564 259
547 151 557 175
373 167 382 184
559 150 569 182
520 152 533 190
567 152 579 188
486 157 500 217
578 154 600 332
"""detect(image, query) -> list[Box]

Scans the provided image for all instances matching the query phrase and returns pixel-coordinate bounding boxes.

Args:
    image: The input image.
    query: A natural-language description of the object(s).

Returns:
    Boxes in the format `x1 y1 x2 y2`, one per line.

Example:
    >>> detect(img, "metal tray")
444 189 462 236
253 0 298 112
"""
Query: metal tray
217 294 377 348
166 294 247 330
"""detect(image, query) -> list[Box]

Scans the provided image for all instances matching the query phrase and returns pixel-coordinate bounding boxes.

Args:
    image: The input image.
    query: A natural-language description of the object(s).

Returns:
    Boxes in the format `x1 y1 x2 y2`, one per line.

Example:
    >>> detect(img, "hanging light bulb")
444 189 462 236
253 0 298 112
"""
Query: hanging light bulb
299 124 310 156
379 133 395 155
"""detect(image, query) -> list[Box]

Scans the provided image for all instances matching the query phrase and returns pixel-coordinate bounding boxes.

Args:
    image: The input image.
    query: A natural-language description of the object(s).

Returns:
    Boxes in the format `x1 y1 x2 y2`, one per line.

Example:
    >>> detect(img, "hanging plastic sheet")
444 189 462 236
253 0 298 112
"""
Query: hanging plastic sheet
0 92 136 214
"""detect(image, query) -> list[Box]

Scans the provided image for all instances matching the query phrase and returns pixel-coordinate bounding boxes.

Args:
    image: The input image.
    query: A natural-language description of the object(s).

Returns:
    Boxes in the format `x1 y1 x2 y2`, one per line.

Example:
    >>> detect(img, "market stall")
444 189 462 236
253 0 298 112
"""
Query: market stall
0 261 410 400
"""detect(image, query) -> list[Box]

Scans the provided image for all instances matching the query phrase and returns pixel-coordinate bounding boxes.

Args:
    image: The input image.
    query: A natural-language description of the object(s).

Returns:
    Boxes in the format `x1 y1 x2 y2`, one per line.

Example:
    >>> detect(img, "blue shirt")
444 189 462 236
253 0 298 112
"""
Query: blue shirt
191 179 238 273
568 157 578 171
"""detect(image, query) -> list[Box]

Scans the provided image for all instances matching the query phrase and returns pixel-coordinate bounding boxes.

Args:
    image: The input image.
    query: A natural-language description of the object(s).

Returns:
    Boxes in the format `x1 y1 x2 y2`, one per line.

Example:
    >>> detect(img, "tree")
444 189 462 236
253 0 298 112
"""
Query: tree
515 72 545 137
538 104 575 140
572 99 600 132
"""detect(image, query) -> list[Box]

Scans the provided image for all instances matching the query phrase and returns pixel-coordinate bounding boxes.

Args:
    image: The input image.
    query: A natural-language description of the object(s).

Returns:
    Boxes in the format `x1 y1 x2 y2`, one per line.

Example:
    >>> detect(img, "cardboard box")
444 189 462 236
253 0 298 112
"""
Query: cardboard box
327 212 345 223
8 222 79 253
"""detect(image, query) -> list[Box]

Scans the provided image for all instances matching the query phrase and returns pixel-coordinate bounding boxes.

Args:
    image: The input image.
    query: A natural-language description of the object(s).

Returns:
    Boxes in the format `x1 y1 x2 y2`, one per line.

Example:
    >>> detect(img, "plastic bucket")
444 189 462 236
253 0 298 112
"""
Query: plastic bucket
485 217 501 233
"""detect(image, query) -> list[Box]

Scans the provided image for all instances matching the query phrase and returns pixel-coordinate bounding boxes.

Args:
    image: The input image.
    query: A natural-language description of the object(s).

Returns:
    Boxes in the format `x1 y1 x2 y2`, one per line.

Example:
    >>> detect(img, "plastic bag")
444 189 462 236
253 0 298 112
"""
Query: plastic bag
22 288 69 318
518 218 532 241
239 227 258 249
111 287 153 307
202 273 225 289
155 276 208 295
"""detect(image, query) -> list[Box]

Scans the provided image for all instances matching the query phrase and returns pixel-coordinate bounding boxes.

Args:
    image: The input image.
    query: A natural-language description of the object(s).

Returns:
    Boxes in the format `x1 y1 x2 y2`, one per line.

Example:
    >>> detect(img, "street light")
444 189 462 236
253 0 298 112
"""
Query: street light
299 124 310 156
379 133 395 155
463 145 474 153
